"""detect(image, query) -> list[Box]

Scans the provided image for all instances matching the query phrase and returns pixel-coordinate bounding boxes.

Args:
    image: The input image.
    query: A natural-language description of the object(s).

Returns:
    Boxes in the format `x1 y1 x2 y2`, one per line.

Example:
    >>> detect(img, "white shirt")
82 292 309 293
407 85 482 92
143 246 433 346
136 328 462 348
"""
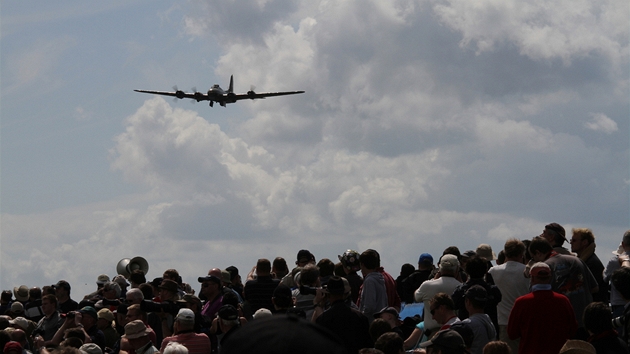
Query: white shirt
488 261 530 325
414 275 461 330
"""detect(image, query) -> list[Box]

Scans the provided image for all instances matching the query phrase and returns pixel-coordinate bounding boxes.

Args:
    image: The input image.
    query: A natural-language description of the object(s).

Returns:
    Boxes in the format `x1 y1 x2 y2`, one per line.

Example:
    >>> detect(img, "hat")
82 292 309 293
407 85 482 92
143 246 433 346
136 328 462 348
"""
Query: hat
197 275 222 285
324 276 345 295
158 279 179 293
123 319 151 339
80 343 103 354
97 308 114 322
175 308 195 323
420 329 467 350
461 250 477 259
113 275 129 287
439 254 459 271
546 223 568 243
218 304 239 321
80 306 98 319
96 274 110 285
55 280 71 290
149 277 163 288
9 317 28 330
10 302 24 314
418 253 433 265
530 262 552 278
374 307 399 319
338 250 361 271
475 244 496 261
465 285 488 302
221 270 232 284
297 249 315 263
253 308 272 320
3 341 23 354
559 340 596 354
178 294 201 305
13 285 29 302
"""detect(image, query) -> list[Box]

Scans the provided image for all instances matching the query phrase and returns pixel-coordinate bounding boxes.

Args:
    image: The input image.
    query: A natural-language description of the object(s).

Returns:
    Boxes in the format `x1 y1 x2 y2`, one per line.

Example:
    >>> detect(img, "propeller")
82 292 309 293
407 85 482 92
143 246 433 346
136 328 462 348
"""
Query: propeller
247 85 256 99
172 85 185 101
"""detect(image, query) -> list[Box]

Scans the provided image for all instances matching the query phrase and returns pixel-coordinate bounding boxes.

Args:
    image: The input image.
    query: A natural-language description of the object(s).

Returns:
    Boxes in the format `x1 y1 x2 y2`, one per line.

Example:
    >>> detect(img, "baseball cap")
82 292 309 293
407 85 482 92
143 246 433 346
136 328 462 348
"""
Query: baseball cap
418 253 433 264
175 308 195 323
420 329 467 351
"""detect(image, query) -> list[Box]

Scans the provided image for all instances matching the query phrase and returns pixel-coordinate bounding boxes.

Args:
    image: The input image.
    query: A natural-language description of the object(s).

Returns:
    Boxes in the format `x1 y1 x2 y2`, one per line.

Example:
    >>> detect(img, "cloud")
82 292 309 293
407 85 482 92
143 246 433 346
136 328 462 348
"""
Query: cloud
585 113 618 134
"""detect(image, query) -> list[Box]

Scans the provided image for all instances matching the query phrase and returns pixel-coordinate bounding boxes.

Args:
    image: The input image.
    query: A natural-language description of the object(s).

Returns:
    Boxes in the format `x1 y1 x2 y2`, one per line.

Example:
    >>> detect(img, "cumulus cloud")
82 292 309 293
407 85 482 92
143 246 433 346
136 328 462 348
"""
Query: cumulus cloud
585 112 618 134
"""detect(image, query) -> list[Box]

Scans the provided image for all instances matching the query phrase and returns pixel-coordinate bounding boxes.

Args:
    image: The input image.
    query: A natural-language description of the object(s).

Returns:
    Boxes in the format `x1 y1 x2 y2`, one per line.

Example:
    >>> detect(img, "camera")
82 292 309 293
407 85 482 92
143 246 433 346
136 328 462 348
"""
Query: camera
612 315 625 328
140 300 182 316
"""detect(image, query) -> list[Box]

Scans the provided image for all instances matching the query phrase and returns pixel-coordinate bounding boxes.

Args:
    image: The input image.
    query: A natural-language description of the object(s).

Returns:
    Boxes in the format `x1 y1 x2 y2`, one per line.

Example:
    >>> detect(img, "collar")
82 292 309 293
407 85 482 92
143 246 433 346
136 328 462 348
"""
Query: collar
531 284 552 292
136 341 155 354
577 242 596 262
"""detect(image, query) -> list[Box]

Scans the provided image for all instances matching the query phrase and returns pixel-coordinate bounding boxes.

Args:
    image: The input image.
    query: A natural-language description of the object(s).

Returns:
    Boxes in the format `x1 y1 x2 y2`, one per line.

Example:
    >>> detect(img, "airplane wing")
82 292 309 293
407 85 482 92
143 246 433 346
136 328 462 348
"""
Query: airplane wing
229 91 305 101
133 89 208 101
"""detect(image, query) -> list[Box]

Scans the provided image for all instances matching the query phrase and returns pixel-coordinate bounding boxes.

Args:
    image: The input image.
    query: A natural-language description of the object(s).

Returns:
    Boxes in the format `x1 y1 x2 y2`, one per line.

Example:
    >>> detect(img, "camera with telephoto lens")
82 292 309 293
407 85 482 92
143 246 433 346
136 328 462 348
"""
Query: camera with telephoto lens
299 285 322 296
140 299 182 316
612 315 625 328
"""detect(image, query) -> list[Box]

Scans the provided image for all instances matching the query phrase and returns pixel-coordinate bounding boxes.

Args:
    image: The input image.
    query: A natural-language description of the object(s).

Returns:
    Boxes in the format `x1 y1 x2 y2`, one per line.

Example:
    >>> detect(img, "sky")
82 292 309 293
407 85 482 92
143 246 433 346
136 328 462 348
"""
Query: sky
1 0 628 298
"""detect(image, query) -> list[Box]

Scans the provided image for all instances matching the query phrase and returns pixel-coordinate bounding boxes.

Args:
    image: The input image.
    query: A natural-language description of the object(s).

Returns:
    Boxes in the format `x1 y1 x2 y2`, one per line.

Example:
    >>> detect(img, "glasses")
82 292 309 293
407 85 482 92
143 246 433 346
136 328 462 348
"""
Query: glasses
202 283 210 288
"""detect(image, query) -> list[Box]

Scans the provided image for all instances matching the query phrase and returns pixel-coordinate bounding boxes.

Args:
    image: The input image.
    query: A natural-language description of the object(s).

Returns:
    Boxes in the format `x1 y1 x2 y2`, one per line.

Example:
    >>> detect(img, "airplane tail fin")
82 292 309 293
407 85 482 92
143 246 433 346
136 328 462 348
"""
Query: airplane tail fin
228 75 234 93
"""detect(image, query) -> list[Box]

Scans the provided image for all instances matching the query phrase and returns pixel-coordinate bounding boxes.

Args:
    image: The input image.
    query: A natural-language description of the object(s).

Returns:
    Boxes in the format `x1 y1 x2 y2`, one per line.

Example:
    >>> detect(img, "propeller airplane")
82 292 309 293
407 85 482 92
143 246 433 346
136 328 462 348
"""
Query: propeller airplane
134 75 304 107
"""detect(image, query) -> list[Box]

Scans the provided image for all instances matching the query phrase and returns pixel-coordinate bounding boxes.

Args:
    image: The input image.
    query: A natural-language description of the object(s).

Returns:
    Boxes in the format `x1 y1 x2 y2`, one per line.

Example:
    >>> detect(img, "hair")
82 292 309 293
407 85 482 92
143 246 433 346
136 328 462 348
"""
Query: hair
443 246 462 260
503 239 525 259
496 251 505 265
64 327 86 342
42 294 58 306
103 282 121 298
360 250 380 270
130 270 147 285
611 267 630 300
528 236 552 256
126 304 147 321
465 256 488 279
400 263 415 278
317 258 336 278
483 341 512 354
257 259 272 274
29 287 42 300
359 349 385 354
56 346 83 354
572 228 594 245
61 337 84 349
163 342 189 354
583 302 612 334
126 288 144 302
138 283 154 300
42 286 56 296
299 264 320 286
220 318 240 327
272 257 289 278
374 332 403 354
521 239 532 263
430 292 455 311
369 318 392 343
163 269 180 282
222 291 239 308
334 262 346 277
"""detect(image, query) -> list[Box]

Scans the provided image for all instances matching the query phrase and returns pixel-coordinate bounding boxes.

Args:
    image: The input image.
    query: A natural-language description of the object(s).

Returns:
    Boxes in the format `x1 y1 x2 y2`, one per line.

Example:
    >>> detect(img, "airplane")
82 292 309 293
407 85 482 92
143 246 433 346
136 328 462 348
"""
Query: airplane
134 75 305 107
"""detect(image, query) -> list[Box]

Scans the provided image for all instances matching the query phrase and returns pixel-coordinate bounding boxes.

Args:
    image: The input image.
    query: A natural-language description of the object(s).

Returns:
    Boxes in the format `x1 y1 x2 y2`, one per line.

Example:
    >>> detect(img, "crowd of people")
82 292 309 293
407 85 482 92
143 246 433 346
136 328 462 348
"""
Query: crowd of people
1 223 629 354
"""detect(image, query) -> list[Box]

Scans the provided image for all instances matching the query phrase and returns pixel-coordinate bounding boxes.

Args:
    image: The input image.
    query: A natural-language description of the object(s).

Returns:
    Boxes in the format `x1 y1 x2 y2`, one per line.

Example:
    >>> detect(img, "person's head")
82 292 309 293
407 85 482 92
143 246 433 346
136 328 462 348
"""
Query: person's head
420 329 467 354
503 238 525 261
299 264 320 287
529 262 552 285
272 284 294 309
198 275 222 298
558 340 596 354
129 270 147 287
374 332 404 354
542 223 566 247
1 291 12 305
41 294 58 316
256 259 272 276
64 327 86 342
163 342 189 354
79 343 103 354
438 254 459 276
611 267 630 300
296 250 316 267
475 244 496 262
418 253 434 270
158 279 179 301
4 341 23 354
218 305 239 331
399 263 415 278
102 282 121 300
369 318 392 343
96 308 115 330
174 308 195 332
125 304 146 324
338 250 362 273
272 257 289 278
496 251 505 265
123 320 152 349
442 246 462 261
528 237 553 262
465 256 488 279
163 269 180 283
138 283 154 300
429 293 456 325
464 285 487 313
29 287 42 301
61 336 84 349
583 302 612 335
373 307 400 329
570 228 594 254
79 306 98 329
359 249 381 275
483 341 512 354
54 280 71 299
317 258 335 278
125 288 144 305
623 230 630 249
179 294 202 313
